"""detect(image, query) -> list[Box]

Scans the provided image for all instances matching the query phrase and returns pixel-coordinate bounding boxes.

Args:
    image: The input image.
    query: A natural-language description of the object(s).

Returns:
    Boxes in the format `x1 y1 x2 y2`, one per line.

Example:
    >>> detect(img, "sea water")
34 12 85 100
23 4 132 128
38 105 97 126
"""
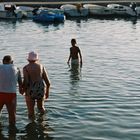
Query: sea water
0 17 140 140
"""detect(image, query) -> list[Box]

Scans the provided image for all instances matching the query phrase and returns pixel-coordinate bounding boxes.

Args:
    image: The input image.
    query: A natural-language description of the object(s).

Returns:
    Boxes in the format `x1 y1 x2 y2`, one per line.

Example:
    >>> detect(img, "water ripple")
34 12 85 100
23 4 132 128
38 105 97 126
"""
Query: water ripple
1 18 140 140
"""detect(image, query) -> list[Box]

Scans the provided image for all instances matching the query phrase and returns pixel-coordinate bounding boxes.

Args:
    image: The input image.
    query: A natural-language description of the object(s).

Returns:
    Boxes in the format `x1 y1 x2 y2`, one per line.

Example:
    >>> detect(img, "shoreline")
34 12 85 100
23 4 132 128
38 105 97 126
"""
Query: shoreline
0 0 140 7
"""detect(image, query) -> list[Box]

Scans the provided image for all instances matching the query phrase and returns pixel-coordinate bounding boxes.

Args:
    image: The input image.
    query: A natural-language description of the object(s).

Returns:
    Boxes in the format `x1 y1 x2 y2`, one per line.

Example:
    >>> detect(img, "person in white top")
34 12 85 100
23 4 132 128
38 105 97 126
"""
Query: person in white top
0 55 22 126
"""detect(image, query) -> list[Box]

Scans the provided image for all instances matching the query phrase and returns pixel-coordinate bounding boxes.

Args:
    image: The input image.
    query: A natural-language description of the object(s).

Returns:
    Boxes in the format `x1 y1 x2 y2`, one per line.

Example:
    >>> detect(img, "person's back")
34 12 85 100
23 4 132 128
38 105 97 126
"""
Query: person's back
0 64 19 93
67 38 82 67
70 46 80 60
24 62 43 82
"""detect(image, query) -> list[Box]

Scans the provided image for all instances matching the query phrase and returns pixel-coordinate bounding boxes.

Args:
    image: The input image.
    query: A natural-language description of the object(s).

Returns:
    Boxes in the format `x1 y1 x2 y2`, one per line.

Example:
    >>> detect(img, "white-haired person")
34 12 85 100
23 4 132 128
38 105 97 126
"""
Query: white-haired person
22 51 50 121
0 55 23 126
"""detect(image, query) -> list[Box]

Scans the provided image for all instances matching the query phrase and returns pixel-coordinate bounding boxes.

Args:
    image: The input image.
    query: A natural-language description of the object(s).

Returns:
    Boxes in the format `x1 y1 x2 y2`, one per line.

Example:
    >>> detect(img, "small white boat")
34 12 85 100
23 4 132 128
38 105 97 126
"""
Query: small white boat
0 3 23 19
16 6 34 18
60 4 88 17
107 4 137 17
129 2 140 17
136 7 140 16
83 4 113 17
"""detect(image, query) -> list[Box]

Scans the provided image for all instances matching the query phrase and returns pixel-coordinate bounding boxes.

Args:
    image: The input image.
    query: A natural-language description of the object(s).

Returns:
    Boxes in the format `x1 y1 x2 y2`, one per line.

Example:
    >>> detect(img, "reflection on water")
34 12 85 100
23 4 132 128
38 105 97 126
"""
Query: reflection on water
128 17 137 24
22 122 53 140
0 113 54 140
0 19 22 30
69 63 82 92
0 124 17 140
70 64 81 81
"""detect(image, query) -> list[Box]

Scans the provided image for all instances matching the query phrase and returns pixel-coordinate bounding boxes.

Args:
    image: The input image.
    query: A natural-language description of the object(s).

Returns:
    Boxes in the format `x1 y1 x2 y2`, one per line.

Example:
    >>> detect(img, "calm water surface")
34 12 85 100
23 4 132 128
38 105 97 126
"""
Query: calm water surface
0 17 140 140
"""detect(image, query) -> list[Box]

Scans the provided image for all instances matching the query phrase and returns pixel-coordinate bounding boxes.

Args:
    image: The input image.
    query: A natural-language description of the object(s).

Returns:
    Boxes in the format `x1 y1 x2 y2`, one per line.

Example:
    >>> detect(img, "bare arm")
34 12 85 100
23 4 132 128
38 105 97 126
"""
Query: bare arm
79 49 83 67
42 67 50 99
17 68 23 94
22 66 29 95
67 48 71 65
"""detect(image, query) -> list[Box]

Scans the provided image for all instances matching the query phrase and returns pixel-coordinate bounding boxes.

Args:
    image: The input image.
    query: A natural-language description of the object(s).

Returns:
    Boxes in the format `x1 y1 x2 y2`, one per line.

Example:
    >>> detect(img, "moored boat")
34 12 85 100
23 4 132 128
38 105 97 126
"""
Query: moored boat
136 6 140 16
33 8 65 23
16 6 34 18
107 4 137 17
60 4 88 17
83 4 113 17
0 3 23 19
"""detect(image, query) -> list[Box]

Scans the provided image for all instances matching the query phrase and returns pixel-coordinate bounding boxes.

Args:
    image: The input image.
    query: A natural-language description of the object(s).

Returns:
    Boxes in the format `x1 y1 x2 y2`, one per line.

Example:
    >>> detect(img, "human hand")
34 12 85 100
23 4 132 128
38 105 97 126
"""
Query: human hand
45 92 49 99
67 61 70 67
19 87 24 95
80 61 82 68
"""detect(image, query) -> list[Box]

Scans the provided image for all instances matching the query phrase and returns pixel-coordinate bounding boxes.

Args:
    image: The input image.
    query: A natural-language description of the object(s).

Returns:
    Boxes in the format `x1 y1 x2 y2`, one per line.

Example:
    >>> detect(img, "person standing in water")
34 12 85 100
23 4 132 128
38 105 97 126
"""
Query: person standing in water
67 38 83 68
22 51 50 121
0 55 23 126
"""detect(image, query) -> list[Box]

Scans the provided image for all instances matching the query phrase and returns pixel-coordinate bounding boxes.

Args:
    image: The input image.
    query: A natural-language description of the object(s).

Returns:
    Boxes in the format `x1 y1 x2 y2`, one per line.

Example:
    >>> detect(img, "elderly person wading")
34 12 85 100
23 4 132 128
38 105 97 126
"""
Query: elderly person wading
23 51 50 121
0 55 22 126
